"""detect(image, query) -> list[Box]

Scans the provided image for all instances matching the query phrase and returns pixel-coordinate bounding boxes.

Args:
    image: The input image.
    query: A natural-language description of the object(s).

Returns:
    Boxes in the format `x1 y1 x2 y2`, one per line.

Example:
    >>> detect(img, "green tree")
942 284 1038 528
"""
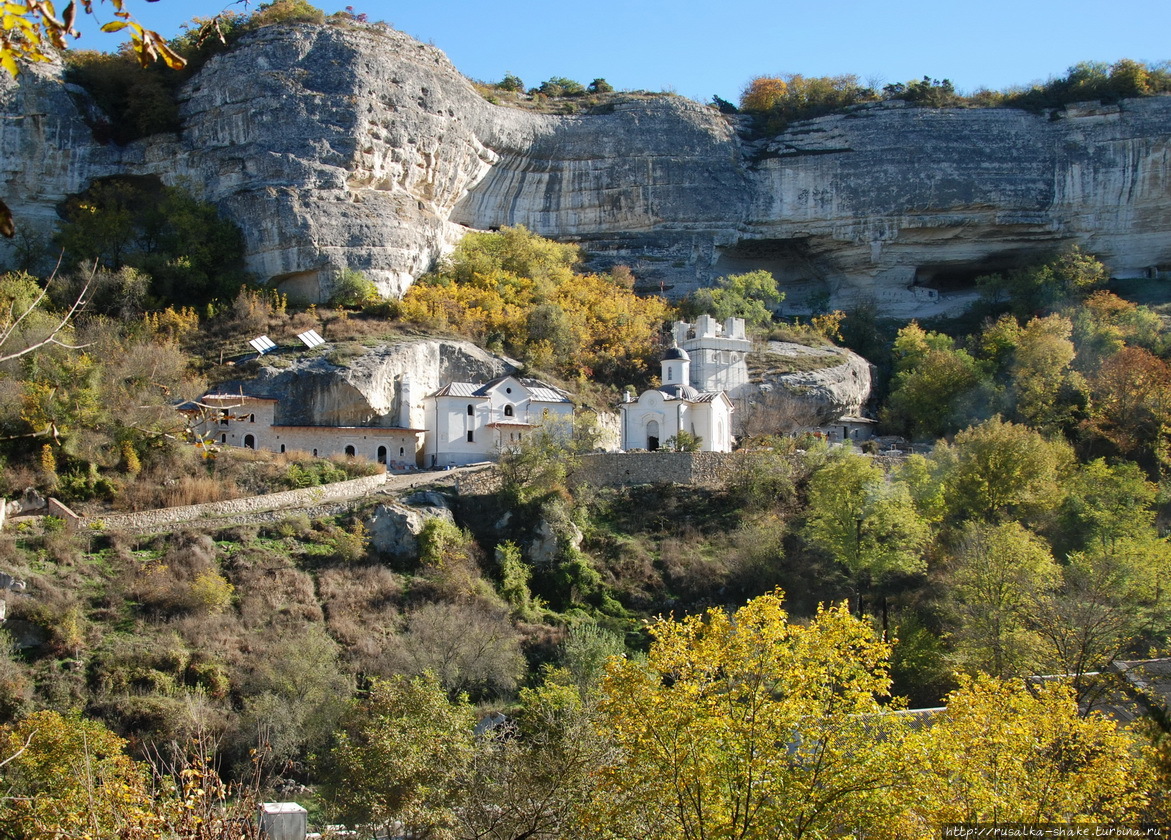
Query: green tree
56 177 248 307
686 270 782 329
946 520 1060 678
590 590 910 840
234 624 352 772
497 73 524 92
463 667 610 840
1007 313 1084 432
881 321 993 440
1034 537 1169 705
322 673 475 839
803 451 929 624
328 267 379 308
937 416 1072 524
977 246 1107 317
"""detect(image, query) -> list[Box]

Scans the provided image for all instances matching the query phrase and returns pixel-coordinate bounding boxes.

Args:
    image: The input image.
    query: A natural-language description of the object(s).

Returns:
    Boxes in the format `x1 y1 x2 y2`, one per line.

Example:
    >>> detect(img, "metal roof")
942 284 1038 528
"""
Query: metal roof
432 382 485 398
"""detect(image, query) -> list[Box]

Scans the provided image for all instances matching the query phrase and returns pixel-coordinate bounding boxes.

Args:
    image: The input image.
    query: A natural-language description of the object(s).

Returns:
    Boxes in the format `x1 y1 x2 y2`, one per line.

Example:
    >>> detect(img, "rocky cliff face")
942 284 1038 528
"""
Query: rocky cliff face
3 20 1170 316
220 337 517 428
738 342 874 434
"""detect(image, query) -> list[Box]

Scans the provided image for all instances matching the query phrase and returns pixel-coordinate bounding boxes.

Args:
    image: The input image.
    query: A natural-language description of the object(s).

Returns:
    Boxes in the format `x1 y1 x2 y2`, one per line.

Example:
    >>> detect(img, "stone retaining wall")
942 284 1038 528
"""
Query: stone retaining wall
455 466 503 497
572 452 742 489
80 471 388 534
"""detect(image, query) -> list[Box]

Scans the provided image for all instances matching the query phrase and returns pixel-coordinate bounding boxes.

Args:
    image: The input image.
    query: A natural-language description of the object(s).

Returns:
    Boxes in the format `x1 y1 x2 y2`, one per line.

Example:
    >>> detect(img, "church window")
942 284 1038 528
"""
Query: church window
377 446 387 464
467 404 474 416
667 367 673 381
345 445 356 456
467 430 475 443
504 405 514 417
244 434 255 449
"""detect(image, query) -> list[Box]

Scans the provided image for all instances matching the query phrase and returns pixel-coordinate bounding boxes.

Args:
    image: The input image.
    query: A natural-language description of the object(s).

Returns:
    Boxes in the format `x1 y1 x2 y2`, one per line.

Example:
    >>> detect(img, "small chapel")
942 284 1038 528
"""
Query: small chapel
620 343 736 452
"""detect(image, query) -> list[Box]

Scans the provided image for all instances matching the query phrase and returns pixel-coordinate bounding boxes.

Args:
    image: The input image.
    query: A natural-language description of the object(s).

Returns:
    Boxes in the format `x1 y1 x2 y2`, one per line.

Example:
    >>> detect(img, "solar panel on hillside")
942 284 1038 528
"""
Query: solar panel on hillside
298 329 326 349
249 335 277 355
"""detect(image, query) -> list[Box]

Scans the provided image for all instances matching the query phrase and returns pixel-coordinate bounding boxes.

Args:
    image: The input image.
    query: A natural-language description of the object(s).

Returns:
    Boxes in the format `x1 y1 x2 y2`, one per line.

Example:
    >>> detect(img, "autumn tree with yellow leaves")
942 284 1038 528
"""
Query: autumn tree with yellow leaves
399 225 671 384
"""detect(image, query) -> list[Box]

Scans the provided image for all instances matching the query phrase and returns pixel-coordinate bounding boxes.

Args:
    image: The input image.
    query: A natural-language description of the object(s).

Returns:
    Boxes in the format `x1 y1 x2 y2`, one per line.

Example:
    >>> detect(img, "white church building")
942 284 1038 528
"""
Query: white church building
422 375 574 468
620 345 736 452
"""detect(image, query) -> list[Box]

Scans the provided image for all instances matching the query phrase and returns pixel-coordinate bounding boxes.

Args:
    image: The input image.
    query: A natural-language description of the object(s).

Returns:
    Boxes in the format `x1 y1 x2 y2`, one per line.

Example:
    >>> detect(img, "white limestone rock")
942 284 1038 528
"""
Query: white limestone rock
366 499 454 560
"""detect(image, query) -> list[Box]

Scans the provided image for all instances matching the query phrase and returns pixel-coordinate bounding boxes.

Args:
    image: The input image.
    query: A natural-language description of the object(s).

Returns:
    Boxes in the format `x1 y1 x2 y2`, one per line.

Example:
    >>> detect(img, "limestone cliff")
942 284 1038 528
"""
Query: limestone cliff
219 337 517 429
2 20 1170 317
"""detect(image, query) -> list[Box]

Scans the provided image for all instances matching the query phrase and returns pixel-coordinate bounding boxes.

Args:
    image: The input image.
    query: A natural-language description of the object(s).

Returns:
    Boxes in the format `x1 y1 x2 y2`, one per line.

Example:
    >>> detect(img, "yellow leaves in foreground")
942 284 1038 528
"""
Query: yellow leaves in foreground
589 589 1157 840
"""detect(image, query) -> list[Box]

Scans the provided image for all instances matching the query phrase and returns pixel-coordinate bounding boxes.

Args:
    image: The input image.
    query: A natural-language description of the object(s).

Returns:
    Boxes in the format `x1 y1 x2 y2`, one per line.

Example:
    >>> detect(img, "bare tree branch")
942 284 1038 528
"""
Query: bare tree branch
0 261 94 364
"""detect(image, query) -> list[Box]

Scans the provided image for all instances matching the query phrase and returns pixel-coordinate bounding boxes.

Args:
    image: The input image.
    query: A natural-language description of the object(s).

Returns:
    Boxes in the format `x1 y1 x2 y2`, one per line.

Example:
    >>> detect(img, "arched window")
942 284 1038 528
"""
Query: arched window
646 419 660 452
313 449 318 457
280 444 286 453
377 446 387 464
504 405 514 417
249 413 255 423
345 445 356 457
467 404 474 416
243 434 255 449
399 447 405 456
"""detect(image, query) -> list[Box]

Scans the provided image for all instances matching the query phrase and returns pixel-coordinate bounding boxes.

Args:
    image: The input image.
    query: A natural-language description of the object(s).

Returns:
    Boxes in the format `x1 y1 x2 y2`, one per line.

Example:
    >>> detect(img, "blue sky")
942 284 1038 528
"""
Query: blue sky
73 0 1171 104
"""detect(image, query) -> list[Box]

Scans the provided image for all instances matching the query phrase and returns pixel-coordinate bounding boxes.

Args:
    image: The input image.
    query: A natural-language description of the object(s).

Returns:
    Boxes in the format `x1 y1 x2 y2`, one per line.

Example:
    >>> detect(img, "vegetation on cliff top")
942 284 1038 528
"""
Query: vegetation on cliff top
736 59 1171 133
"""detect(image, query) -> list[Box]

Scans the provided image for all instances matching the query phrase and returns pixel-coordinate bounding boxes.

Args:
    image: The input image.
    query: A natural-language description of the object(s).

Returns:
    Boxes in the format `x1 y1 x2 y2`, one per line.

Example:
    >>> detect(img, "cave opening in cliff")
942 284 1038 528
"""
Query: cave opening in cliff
716 238 823 285
913 251 1042 293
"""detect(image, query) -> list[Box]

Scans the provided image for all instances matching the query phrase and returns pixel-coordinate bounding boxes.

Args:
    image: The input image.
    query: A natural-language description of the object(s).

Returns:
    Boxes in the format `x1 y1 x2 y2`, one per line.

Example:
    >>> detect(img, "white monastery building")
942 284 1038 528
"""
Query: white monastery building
188 394 424 469
422 375 574 468
620 345 735 452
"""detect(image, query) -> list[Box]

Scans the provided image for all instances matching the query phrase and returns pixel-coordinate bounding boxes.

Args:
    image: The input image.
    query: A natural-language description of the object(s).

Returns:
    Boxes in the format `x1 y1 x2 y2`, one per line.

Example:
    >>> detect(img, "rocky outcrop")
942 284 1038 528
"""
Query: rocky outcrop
365 495 453 561
2 20 1170 317
219 337 518 427
738 343 874 433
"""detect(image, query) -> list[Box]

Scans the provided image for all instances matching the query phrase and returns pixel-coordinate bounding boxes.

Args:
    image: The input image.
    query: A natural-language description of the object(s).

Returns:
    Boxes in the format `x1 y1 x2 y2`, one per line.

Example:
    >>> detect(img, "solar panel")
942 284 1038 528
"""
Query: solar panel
297 329 326 349
248 335 277 354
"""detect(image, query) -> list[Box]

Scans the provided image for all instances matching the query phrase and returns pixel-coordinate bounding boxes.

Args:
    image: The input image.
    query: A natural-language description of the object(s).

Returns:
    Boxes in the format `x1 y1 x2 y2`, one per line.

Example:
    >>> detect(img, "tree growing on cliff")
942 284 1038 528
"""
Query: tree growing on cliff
683 269 782 330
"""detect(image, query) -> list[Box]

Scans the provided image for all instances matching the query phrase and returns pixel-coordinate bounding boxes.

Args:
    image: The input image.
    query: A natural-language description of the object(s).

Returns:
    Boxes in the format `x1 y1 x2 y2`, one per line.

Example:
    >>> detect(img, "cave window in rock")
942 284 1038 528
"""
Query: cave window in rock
243 434 255 450
345 445 356 457
377 446 387 464
647 419 660 452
